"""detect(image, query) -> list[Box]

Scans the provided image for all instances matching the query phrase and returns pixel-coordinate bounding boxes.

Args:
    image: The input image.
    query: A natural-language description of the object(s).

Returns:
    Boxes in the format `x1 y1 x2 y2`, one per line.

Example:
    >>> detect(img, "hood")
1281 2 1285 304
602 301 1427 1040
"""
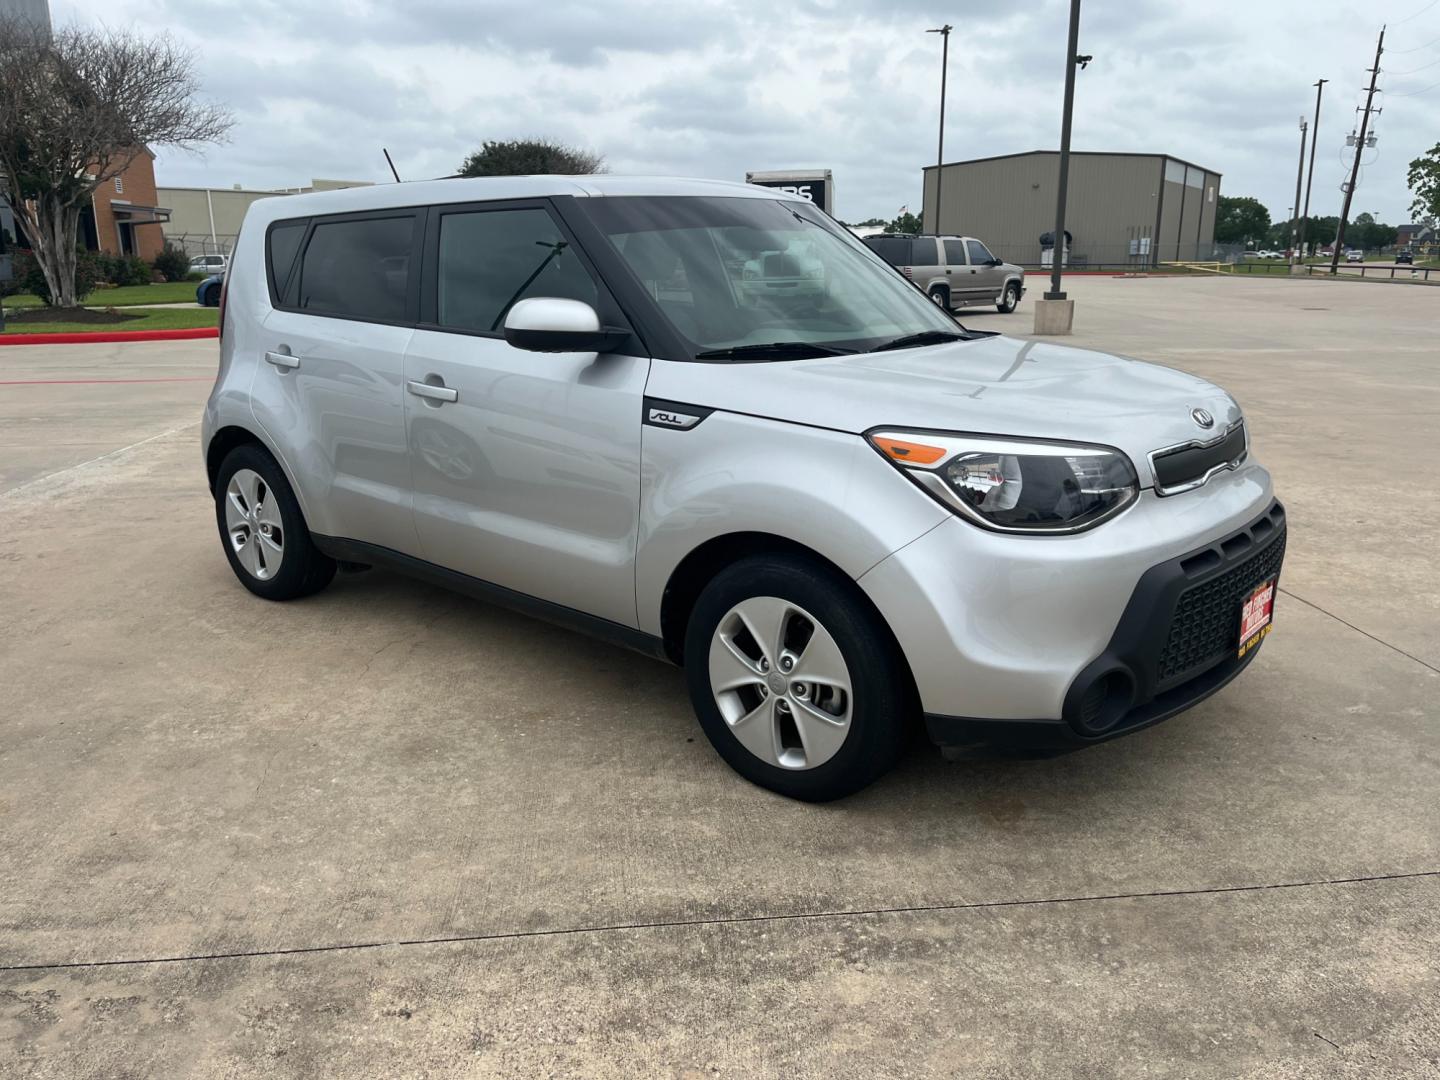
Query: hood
644 335 1241 488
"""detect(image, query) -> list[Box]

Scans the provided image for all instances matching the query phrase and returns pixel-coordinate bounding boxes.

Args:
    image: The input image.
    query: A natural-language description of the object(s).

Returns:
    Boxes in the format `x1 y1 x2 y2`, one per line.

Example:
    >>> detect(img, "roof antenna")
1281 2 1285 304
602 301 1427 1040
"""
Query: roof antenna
382 148 402 183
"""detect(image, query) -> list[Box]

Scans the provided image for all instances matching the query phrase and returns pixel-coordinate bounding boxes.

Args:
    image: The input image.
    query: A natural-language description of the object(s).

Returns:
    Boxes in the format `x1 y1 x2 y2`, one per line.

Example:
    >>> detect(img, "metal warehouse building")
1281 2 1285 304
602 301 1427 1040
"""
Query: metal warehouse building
921 151 1222 268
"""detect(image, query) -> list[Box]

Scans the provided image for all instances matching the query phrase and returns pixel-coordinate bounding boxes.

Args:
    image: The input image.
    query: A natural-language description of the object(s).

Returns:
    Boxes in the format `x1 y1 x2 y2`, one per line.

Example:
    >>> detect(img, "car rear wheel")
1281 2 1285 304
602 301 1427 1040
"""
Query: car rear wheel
202 283 220 307
214 445 335 601
928 284 951 311
997 281 1020 313
683 555 908 801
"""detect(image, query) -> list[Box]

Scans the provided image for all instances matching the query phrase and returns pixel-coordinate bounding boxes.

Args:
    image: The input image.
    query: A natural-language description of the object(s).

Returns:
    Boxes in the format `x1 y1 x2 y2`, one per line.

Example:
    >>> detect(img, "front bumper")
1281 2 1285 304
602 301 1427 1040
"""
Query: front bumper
857 463 1279 729
927 499 1286 748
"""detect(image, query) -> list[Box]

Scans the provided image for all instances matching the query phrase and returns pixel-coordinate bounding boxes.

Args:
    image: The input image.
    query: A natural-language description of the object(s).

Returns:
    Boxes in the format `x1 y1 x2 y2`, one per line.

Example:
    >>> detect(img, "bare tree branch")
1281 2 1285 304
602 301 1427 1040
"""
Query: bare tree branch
0 18 233 307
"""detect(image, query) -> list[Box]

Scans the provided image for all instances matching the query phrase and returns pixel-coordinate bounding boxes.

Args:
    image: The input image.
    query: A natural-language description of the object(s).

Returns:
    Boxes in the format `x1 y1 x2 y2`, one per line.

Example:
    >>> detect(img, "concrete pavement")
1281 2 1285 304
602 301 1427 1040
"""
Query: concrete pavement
1 276 1437 1078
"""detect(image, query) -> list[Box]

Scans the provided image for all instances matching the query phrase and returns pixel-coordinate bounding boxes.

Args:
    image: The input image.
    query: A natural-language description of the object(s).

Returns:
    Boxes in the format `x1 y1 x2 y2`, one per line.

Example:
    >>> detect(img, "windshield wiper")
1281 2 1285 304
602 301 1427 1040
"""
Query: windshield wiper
869 329 970 353
694 342 858 361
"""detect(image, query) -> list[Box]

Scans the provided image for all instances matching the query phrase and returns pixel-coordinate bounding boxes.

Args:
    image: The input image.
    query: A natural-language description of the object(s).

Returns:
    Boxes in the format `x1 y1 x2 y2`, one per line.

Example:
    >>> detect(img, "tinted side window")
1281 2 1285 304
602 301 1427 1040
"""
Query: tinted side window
267 222 306 299
909 237 937 266
297 216 413 321
436 208 597 333
967 239 994 264
864 237 910 265
943 239 968 265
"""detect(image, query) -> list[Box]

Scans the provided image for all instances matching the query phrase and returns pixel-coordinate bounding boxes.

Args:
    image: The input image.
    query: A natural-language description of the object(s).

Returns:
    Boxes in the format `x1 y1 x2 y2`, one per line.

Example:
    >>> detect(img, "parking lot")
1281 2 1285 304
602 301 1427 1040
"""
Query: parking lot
2 274 1438 1078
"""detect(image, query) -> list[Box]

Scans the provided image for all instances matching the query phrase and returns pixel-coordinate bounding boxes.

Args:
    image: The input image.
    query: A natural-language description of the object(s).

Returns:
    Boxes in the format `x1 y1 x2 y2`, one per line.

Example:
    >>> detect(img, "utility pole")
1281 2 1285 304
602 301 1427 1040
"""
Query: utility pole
927 25 952 235
1330 27 1383 275
1298 78 1327 260
1289 117 1307 264
1046 0 1085 301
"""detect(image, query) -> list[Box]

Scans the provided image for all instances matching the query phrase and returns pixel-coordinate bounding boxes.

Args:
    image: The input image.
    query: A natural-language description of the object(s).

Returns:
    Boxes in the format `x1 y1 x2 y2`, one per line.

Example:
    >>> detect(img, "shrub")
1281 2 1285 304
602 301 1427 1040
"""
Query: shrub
153 243 191 283
10 249 101 306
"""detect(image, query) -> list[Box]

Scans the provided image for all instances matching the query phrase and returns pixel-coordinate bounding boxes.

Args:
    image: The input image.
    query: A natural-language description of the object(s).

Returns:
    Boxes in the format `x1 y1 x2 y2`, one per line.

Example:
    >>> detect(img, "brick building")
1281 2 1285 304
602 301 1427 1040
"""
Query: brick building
80 147 171 262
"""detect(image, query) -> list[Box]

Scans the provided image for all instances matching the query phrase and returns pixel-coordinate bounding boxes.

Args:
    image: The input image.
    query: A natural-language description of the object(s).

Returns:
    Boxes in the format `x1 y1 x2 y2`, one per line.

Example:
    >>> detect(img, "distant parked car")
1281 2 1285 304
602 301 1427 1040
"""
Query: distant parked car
190 254 228 275
1345 249 1364 263
863 233 1025 313
197 273 223 307
1242 250 1260 260
1395 250 1414 265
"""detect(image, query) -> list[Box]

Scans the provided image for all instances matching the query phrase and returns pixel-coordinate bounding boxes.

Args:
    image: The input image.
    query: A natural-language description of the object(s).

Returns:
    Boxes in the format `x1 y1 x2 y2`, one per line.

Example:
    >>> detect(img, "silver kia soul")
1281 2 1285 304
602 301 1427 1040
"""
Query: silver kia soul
203 175 1284 801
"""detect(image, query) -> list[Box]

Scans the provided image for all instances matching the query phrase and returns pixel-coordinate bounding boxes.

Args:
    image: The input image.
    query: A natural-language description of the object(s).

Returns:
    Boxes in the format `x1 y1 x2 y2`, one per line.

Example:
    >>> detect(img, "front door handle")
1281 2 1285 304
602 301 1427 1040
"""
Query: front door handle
407 379 459 404
265 350 300 369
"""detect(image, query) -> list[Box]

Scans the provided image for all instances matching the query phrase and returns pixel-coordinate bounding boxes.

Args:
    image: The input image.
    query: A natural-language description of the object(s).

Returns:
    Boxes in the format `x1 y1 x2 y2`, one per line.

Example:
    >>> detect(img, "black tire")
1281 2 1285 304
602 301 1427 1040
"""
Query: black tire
202 283 220 307
214 444 336 601
997 282 1020 313
683 555 908 801
928 284 951 311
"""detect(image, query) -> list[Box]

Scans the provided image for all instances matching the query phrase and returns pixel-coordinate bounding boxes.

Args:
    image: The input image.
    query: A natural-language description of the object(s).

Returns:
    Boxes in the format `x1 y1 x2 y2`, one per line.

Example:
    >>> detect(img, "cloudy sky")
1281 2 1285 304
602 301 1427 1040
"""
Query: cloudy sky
54 0 1440 225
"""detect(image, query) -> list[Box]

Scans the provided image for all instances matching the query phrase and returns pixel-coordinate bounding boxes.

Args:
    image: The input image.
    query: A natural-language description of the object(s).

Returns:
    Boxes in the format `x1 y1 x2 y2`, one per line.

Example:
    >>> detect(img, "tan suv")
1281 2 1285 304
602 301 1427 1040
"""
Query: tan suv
863 234 1025 314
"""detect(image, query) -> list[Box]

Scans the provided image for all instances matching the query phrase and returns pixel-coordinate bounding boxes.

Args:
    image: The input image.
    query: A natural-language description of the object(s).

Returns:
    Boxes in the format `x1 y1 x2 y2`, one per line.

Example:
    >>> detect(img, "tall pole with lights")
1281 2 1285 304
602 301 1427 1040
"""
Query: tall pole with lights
1289 116 1307 264
1298 78 1327 260
1034 0 1087 334
927 25 952 235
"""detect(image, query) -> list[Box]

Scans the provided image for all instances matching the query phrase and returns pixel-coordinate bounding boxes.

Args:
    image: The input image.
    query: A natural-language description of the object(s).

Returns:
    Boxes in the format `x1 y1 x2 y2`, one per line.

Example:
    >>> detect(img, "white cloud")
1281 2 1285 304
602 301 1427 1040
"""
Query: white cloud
52 0 1440 224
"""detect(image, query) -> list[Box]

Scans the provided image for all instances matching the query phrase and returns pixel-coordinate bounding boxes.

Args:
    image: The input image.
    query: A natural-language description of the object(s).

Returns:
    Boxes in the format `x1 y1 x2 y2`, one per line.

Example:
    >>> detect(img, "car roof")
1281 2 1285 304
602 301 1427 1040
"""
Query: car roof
240 175 801 228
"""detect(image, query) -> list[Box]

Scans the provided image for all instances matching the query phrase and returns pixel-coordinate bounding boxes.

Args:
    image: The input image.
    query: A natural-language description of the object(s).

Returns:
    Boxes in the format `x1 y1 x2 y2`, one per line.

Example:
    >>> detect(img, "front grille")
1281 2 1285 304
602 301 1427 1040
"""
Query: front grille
1156 524 1287 685
1151 422 1248 494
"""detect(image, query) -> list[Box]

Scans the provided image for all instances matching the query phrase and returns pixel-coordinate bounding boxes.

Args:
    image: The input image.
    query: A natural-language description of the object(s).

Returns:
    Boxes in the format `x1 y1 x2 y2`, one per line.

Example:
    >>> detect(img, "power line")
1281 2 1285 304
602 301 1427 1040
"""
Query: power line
1385 77 1440 94
1387 31 1440 51
1387 53 1440 74
1394 0 1438 24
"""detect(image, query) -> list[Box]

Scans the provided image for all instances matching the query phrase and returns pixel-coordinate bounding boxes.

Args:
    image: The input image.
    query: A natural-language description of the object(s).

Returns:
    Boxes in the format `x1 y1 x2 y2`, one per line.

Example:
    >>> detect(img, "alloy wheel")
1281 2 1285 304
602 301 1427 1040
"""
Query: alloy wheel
707 596 853 770
224 468 284 580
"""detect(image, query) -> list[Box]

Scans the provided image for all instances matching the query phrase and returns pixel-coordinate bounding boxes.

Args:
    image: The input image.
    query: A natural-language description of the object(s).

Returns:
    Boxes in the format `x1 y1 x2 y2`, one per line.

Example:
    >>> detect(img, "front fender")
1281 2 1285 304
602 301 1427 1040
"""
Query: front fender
634 411 948 635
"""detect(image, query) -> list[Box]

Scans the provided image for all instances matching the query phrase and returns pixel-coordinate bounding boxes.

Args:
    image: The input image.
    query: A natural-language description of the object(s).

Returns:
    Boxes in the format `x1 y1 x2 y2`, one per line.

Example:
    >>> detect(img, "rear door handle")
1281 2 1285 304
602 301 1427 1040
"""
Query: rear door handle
945 268 952 274
407 379 458 404
265 350 300 369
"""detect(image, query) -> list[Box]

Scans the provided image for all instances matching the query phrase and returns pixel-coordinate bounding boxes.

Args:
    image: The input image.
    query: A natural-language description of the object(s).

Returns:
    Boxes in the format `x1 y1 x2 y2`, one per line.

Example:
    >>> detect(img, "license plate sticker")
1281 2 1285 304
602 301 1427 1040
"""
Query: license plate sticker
1238 579 1276 658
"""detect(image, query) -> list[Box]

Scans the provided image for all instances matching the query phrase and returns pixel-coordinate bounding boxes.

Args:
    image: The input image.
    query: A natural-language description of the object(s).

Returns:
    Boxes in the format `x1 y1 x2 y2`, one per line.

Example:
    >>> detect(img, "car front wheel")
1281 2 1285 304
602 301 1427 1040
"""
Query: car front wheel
683 555 908 801
997 282 1020 313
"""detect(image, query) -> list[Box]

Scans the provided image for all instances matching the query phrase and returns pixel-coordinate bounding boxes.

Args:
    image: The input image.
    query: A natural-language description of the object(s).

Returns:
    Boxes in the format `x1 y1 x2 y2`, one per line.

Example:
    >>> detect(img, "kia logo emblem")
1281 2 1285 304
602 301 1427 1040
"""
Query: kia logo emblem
1191 408 1215 429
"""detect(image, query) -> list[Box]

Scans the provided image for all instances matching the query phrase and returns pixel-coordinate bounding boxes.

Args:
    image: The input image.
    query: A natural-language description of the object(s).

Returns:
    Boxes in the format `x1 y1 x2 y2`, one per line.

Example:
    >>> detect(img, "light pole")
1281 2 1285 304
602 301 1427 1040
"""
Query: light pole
1331 26 1384 275
1289 116 1307 264
927 25 952 235
1035 0 1086 334
1299 78 1327 261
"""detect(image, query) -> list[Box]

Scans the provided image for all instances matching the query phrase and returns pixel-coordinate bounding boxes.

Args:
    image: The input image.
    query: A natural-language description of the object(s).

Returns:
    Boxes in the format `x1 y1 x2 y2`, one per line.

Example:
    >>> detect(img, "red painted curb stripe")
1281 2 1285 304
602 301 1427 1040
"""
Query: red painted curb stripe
0 328 219 346
0 376 214 386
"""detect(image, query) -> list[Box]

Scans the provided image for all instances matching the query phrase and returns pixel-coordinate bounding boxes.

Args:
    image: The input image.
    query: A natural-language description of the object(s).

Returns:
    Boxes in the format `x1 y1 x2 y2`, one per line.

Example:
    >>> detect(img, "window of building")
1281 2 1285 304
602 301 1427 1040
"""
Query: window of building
114 176 124 194
296 215 414 321
436 208 597 333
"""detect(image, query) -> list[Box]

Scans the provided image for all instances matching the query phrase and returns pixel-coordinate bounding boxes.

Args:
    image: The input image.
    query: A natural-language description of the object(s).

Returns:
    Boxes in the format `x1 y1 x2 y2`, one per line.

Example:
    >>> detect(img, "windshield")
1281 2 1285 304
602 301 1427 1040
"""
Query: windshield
577 196 966 357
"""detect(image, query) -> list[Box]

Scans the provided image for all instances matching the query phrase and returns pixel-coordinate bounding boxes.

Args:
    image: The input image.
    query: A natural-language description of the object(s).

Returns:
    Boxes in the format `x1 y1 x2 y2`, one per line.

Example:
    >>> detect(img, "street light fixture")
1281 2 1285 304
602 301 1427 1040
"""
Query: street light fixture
927 25 952 235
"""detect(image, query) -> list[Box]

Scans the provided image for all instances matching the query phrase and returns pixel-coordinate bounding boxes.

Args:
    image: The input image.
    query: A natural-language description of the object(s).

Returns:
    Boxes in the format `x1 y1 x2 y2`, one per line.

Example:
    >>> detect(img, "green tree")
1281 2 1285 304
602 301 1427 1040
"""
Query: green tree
1215 195 1271 246
0 20 231 308
457 138 605 177
1407 143 1440 223
887 211 922 234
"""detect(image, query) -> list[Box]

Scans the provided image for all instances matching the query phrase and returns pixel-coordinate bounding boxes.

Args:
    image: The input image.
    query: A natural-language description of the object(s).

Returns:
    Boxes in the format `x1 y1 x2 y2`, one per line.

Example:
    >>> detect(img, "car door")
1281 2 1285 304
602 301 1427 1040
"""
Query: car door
942 238 978 303
251 211 424 556
402 200 649 627
966 238 1005 301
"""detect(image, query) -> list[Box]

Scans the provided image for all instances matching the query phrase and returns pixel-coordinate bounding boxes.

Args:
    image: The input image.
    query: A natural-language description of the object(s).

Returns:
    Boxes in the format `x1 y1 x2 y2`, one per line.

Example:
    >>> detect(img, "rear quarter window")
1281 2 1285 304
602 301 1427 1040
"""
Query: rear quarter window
266 222 306 301
864 237 912 266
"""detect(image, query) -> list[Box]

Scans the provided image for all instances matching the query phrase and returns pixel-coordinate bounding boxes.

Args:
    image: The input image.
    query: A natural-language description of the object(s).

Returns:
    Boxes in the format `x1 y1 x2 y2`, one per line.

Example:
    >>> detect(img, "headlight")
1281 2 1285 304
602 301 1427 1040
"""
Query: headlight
868 430 1139 533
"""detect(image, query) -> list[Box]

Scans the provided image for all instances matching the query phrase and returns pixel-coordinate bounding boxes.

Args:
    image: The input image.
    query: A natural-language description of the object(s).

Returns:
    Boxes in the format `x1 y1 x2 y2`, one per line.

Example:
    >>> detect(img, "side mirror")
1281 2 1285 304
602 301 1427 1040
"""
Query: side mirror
988 257 1003 266
503 297 628 353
